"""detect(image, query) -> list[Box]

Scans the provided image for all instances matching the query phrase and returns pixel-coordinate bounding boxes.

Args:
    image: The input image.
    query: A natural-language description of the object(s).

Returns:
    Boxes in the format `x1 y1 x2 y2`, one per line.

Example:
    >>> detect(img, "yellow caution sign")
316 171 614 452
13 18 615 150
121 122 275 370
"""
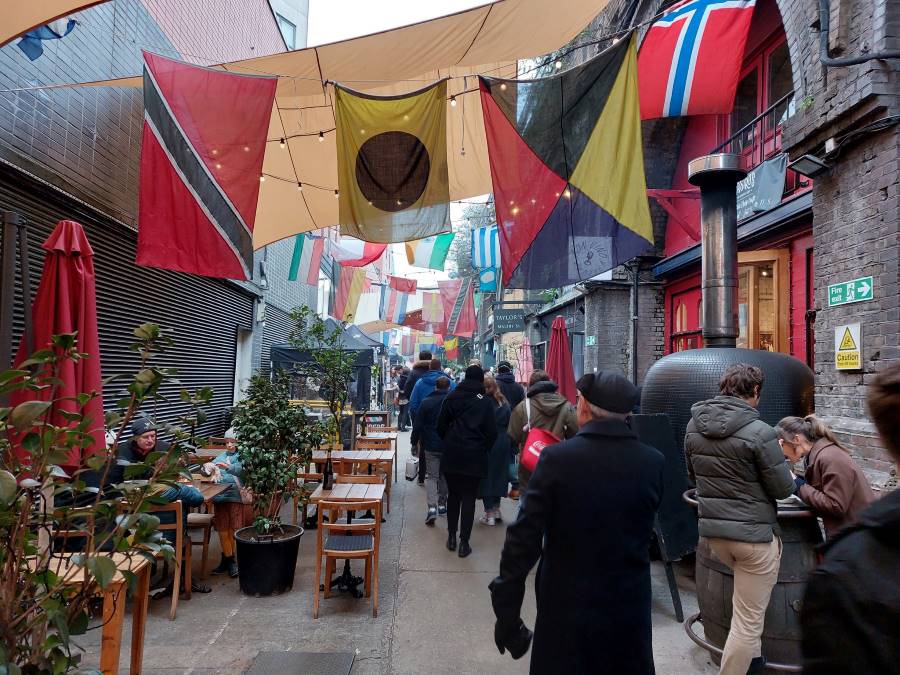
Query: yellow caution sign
834 323 862 371
838 327 857 351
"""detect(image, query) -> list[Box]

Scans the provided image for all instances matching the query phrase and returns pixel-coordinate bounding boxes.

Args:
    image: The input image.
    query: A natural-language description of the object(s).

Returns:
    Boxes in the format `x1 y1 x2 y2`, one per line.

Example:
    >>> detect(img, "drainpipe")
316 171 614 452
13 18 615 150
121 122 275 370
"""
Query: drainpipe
687 154 747 348
630 261 639 383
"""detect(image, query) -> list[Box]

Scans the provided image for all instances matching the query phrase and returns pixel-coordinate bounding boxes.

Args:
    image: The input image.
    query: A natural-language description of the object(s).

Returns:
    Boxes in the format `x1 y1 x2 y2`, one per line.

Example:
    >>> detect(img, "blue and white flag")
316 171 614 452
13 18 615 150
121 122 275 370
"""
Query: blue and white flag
18 19 78 61
478 267 498 292
471 224 499 269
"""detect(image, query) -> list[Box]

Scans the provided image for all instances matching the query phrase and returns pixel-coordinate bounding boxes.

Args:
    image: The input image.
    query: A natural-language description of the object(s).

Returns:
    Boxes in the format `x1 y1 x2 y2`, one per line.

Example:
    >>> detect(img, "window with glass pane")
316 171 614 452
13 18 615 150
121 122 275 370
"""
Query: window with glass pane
737 256 783 351
767 41 793 127
276 14 297 49
731 69 759 153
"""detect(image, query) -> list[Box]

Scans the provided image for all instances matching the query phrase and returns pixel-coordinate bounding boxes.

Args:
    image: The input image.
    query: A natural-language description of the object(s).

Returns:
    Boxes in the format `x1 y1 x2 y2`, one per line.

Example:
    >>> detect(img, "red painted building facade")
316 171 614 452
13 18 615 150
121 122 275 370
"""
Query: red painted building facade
653 0 815 367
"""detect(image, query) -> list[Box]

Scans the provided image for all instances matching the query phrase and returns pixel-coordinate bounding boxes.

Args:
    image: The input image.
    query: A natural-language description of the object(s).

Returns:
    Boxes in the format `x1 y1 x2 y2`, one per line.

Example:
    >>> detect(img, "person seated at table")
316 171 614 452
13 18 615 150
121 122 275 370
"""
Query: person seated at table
106 417 211 594
208 439 251 578
775 414 875 537
411 376 451 525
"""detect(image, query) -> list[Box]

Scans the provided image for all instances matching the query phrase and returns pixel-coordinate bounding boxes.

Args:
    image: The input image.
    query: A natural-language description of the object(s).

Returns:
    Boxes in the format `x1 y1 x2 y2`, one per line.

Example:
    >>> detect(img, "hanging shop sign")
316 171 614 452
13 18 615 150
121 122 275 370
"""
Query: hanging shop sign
736 154 787 221
827 276 874 306
834 323 862 371
493 308 525 333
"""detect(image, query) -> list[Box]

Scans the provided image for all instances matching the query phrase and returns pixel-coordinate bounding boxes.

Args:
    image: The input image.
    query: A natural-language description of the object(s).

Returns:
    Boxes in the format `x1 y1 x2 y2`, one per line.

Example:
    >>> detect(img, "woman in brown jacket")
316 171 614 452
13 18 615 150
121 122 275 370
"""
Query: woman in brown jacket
776 415 875 536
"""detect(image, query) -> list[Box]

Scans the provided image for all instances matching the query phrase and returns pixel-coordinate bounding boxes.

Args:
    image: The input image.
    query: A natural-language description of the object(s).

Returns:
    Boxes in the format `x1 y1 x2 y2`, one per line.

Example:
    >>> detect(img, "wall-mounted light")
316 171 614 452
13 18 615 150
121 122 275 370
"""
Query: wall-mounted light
788 153 831 178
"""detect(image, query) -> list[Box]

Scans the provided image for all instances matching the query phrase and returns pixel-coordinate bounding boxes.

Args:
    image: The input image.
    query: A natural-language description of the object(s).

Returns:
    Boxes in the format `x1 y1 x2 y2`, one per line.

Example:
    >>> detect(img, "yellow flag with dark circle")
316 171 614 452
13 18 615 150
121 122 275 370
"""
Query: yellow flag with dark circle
335 81 451 244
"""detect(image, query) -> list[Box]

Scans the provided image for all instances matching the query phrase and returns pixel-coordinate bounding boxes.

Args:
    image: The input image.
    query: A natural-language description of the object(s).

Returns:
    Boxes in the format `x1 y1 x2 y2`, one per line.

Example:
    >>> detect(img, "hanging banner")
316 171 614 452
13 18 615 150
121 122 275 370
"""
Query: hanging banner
439 278 477 335
736 154 787 221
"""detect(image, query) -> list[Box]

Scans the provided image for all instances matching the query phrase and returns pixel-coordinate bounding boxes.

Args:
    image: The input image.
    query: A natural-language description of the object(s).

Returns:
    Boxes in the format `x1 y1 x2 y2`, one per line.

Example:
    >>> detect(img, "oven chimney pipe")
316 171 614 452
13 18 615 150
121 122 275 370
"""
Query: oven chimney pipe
688 154 747 348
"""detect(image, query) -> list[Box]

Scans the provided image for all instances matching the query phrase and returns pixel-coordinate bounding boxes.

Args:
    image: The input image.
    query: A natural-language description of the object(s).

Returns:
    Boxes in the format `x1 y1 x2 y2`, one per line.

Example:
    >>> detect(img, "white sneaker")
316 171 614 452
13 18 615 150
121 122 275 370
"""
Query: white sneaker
480 513 496 526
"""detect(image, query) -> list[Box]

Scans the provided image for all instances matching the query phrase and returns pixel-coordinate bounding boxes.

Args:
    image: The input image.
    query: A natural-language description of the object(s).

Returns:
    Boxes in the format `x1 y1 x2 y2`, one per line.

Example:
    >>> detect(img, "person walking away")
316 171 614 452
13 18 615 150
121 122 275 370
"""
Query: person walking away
479 374 512 526
384 366 399 427
507 370 578 497
411 376 451 525
490 371 663 674
684 363 795 675
410 359 455 484
801 362 900 674
396 367 411 431
208 438 251 578
495 361 525 409
402 350 433 422
775 415 875 537
437 365 497 557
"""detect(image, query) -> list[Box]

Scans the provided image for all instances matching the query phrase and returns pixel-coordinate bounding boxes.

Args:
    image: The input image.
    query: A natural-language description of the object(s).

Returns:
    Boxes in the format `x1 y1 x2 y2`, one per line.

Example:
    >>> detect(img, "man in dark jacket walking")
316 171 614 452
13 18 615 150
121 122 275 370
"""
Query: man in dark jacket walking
411 376 451 525
437 365 497 557
402 350 432 413
684 363 794 675
495 360 525 410
490 371 663 674
800 362 900 674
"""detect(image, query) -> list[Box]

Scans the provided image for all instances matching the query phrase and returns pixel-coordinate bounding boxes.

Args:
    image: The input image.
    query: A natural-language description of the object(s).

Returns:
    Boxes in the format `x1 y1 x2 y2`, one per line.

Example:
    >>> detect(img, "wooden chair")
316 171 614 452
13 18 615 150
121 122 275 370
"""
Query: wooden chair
313 498 382 618
147 501 190 620
187 510 214 577
293 470 324 526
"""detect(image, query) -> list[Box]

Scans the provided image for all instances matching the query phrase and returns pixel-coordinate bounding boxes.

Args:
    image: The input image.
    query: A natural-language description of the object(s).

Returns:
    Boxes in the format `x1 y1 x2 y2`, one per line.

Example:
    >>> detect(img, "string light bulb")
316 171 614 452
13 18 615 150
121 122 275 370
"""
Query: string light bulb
563 188 572 199
555 59 562 70
279 138 286 148
334 189 339 198
450 95 457 107
319 131 325 142
499 83 507 91
243 145 250 152
259 175 266 182
297 182 303 191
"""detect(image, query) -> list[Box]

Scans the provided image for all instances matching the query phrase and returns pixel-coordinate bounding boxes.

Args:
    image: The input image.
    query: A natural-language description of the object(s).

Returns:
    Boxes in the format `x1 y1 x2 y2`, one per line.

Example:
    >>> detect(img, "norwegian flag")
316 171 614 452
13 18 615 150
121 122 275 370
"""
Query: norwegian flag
137 52 276 279
638 0 756 119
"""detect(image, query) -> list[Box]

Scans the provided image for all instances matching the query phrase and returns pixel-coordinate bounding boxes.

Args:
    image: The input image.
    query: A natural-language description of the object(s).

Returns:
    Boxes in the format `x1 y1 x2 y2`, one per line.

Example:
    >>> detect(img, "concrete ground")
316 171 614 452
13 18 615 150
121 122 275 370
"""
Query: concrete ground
79 433 717 674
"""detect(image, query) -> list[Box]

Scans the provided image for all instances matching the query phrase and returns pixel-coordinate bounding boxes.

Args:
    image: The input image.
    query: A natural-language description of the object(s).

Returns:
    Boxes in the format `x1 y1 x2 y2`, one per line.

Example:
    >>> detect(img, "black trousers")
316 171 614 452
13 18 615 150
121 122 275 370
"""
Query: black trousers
418 443 427 482
444 472 481 542
398 404 410 430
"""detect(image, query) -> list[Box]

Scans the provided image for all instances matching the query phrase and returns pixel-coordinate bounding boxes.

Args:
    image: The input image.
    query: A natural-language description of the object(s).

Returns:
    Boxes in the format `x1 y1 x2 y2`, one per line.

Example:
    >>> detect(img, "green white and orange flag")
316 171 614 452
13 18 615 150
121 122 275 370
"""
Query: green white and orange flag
331 265 369 323
405 232 454 270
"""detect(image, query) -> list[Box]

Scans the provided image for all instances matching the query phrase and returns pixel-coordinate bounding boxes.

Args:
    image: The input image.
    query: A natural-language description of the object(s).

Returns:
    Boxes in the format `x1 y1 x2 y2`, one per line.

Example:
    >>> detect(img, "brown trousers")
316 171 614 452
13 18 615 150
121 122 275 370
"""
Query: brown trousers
705 536 783 675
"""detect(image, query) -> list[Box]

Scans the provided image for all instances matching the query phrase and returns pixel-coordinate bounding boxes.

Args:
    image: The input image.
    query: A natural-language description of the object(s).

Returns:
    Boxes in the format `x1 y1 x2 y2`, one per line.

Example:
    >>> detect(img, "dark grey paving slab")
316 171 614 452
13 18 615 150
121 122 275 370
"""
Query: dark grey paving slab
245 651 354 675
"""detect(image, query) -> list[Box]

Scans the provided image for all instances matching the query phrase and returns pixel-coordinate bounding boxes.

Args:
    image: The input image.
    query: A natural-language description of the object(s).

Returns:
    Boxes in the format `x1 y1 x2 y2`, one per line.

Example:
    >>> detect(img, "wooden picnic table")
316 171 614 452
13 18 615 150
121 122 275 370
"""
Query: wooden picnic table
32 553 152 674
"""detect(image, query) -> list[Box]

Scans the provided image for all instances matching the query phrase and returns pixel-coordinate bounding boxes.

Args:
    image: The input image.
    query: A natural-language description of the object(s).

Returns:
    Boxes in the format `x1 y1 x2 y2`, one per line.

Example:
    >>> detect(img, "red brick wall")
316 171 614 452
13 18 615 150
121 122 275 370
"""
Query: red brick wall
141 0 285 64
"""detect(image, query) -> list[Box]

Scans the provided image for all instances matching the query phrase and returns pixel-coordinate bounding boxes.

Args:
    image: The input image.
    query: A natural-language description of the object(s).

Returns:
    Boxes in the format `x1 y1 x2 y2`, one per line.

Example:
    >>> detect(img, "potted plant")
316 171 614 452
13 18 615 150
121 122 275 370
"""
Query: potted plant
0 324 206 672
231 372 320 596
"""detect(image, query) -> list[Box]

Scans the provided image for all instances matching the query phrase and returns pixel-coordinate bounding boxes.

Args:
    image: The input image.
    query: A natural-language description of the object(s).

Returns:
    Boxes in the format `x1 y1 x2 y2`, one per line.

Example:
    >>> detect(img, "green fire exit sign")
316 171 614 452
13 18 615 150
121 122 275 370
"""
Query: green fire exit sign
827 277 873 307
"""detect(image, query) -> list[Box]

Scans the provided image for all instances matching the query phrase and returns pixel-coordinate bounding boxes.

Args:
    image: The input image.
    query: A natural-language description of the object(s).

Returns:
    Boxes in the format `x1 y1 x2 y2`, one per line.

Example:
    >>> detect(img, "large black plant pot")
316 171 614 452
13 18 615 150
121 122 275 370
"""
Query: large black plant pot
235 525 303 596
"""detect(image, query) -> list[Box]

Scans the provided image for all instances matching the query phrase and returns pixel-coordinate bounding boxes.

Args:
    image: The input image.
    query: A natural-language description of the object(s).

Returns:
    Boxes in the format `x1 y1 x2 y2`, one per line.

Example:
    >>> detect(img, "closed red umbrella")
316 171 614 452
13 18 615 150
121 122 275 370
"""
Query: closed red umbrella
11 220 105 468
546 315 576 405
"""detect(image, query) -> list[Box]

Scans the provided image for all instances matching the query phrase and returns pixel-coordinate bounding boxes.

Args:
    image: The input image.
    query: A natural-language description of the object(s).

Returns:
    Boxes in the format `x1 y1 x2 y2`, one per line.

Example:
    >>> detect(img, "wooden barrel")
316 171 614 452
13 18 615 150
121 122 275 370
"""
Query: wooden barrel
694 508 823 670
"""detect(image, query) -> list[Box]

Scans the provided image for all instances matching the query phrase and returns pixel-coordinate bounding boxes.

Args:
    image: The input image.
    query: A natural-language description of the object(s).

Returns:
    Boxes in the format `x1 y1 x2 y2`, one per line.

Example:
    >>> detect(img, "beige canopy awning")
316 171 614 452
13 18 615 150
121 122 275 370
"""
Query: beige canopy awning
1 1 107 46
14 0 609 249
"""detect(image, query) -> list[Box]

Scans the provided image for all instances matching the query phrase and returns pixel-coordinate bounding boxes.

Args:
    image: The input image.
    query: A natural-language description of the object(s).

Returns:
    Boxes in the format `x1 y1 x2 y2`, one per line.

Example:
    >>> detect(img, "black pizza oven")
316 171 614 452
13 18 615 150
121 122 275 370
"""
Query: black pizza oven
641 153 814 459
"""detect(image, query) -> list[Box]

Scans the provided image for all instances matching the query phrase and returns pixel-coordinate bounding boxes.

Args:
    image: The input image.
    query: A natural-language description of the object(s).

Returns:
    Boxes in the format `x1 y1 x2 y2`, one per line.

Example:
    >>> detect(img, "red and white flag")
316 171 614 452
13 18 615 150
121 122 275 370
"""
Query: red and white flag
389 275 417 293
438 279 477 336
328 236 387 267
638 0 756 119
137 52 276 279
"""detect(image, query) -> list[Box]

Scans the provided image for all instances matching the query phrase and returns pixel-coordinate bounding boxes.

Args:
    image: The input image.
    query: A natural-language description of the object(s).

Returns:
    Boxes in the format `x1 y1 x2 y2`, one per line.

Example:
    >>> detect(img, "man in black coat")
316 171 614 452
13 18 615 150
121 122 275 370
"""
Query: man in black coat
437 365 497 557
490 371 664 675
496 360 525 410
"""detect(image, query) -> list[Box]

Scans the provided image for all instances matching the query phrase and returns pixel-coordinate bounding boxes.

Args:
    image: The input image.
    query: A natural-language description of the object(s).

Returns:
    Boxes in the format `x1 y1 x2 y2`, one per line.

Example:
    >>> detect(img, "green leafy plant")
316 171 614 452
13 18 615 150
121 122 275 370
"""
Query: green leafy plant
0 324 207 673
230 372 322 534
288 307 358 443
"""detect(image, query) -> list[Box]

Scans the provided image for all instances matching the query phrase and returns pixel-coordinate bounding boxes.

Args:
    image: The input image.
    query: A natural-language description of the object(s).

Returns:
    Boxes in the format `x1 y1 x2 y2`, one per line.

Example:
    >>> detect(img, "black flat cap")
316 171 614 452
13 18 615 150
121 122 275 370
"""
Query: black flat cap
576 371 637 414
465 365 484 382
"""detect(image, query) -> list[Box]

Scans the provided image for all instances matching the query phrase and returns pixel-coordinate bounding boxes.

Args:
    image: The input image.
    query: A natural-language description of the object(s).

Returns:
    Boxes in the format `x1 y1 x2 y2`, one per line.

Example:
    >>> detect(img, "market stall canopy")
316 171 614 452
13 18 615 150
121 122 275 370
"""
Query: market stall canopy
42 0 609 249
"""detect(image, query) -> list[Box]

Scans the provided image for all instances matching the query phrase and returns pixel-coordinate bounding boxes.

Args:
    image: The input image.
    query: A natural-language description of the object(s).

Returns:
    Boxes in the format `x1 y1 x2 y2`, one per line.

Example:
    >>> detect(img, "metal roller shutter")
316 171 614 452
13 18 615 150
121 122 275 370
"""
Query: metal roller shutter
0 162 255 437
260 303 293 375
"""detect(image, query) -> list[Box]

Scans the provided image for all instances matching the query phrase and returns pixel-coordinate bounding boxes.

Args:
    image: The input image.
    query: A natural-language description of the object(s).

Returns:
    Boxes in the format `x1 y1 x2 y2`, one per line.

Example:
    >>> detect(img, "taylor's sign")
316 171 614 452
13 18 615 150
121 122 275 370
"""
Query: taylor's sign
736 154 787 221
493 308 525 333
834 323 862 371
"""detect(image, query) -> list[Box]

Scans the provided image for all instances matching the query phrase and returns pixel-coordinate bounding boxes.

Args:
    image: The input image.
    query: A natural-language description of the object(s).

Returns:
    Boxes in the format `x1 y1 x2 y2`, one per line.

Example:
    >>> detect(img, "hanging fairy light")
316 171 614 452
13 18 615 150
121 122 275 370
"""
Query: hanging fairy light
319 131 325 142
555 59 562 70
450 95 457 107
297 182 303 191
499 83 507 91
259 175 266 182
334 189 339 198
279 138 286 148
